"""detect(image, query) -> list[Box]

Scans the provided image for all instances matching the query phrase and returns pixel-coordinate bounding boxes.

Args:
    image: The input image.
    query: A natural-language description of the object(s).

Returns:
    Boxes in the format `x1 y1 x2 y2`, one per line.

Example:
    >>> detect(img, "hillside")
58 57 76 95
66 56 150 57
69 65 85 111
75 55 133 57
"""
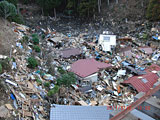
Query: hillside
0 19 17 55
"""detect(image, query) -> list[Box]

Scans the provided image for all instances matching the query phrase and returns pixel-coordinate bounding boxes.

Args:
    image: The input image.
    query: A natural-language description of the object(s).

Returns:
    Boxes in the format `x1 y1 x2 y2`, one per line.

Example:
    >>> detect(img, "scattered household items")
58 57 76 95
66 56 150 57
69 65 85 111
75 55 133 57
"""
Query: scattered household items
1 18 160 120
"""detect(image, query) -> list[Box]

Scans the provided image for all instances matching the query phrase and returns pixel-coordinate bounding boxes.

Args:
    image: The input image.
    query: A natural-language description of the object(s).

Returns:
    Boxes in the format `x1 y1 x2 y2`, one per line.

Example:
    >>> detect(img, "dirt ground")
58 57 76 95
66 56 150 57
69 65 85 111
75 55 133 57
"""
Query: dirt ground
0 18 17 55
0 78 18 120
0 18 18 119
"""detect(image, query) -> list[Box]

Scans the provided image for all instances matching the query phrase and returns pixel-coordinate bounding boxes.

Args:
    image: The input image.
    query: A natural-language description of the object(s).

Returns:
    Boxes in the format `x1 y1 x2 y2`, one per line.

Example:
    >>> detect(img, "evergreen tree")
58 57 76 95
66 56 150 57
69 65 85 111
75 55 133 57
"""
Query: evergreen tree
0 1 17 20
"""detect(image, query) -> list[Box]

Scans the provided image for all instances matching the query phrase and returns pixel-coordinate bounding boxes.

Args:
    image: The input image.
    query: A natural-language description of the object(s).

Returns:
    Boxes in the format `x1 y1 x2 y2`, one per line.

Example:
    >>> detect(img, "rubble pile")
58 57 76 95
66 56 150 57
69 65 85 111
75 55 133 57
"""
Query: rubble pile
0 21 160 120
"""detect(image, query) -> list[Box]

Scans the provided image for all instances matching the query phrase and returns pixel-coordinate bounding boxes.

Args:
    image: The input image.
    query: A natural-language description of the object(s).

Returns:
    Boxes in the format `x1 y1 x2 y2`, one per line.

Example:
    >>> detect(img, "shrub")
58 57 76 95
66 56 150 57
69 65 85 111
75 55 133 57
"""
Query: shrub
32 37 39 45
0 64 2 73
57 72 76 87
47 85 59 97
0 58 11 70
9 14 24 24
57 66 66 74
12 57 16 62
36 78 42 85
143 33 148 39
44 82 50 87
32 34 38 38
34 45 41 52
23 35 29 42
27 57 38 69
41 34 45 39
20 35 29 44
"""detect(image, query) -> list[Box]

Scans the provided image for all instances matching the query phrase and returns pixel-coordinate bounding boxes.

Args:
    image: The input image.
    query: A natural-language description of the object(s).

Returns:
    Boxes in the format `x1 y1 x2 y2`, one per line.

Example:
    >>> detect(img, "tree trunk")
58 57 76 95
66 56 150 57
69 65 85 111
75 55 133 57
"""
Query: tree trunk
41 8 44 16
107 0 110 6
141 1 143 7
116 0 118 4
98 0 101 13
54 8 56 20
88 8 89 18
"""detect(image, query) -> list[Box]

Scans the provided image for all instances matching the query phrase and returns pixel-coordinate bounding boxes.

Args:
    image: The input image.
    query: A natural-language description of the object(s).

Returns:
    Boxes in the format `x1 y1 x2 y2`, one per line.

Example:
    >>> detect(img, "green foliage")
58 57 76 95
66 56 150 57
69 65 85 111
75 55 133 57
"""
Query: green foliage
66 0 76 15
44 82 50 87
142 33 148 39
36 0 63 15
12 57 16 62
32 33 38 38
47 85 59 97
0 58 11 71
0 1 23 24
6 0 18 7
23 35 29 42
34 45 41 53
27 57 38 69
32 36 39 45
0 1 17 19
41 34 45 39
56 72 76 87
66 0 75 9
36 78 42 85
0 64 2 73
35 0 99 17
77 0 97 17
9 13 24 24
57 66 66 74
146 0 160 21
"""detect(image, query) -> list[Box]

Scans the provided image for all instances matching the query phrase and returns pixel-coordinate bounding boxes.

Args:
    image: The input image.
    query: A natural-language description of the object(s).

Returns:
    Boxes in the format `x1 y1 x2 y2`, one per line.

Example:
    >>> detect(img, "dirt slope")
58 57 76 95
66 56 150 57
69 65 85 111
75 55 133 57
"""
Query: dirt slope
0 18 17 55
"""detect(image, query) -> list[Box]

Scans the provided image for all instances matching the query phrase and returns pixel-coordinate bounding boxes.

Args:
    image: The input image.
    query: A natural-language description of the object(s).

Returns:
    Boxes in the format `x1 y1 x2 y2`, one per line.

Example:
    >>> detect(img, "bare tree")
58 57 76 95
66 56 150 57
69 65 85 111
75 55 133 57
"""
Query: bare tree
98 0 101 13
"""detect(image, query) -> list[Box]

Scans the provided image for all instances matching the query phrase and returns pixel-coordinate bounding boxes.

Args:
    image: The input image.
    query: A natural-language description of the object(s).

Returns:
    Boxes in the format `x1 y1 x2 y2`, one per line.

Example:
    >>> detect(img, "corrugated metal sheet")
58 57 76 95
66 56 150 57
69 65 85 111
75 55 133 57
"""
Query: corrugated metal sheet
124 64 160 92
50 104 112 120
70 59 112 78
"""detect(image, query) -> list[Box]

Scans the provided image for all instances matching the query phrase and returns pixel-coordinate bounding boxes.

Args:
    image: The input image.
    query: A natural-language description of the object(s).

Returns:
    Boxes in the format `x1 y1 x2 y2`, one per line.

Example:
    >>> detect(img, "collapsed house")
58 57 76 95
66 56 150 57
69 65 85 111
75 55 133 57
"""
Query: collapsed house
70 58 112 86
119 46 132 58
60 48 82 58
139 46 153 55
123 64 160 92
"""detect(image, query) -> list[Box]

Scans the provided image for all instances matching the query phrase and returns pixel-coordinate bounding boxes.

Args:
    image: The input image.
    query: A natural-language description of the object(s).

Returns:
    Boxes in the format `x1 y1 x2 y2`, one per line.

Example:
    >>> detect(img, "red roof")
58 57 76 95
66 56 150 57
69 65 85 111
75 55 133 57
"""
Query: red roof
70 59 112 78
123 64 160 92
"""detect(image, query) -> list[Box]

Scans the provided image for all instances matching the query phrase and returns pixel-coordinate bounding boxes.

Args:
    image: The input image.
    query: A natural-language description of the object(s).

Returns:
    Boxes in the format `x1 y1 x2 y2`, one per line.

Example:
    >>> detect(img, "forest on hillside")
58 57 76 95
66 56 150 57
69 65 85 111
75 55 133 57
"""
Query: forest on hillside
0 0 160 24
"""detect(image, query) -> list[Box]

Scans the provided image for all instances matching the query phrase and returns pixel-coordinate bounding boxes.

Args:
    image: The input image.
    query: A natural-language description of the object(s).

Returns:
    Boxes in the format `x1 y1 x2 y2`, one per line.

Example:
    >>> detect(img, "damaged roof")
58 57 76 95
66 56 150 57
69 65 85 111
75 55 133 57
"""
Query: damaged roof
50 104 112 120
119 46 132 58
60 48 81 58
123 64 160 92
70 59 112 78
139 46 153 54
